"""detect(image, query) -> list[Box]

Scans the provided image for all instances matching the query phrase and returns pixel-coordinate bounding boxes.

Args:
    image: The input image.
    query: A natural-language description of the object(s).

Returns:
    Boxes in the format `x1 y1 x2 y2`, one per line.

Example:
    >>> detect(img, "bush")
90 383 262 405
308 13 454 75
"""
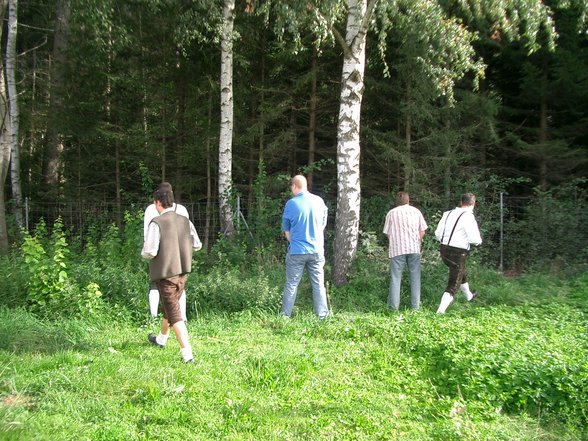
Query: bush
21 218 105 318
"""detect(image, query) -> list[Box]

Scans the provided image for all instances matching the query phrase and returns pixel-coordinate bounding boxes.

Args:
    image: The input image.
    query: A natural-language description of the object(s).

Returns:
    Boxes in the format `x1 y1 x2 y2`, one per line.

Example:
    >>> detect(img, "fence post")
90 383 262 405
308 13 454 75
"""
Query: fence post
24 197 29 231
236 196 241 230
499 191 505 273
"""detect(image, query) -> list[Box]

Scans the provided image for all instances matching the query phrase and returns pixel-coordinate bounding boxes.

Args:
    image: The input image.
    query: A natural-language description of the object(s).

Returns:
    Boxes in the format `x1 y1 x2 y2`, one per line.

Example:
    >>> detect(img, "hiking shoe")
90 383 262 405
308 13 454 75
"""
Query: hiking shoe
148 333 164 348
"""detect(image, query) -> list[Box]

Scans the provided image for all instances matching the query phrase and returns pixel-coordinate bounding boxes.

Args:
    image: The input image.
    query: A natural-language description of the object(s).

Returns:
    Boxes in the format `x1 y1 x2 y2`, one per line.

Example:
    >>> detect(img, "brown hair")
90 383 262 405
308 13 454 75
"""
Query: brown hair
153 182 175 208
396 191 410 206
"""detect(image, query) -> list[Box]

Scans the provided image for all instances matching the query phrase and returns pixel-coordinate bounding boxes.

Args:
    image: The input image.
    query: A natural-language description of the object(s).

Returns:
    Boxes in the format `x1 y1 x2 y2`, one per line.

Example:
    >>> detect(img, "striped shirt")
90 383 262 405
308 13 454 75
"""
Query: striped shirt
383 204 428 258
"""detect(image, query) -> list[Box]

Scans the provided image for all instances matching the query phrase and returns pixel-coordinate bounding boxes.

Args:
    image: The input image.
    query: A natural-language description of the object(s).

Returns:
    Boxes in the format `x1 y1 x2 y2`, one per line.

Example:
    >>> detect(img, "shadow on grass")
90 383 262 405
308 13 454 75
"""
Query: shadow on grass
0 307 94 354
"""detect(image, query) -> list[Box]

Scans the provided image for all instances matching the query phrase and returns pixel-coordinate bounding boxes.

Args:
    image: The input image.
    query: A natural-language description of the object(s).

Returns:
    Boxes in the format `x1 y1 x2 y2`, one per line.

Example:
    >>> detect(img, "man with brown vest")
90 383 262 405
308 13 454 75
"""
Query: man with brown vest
141 185 202 363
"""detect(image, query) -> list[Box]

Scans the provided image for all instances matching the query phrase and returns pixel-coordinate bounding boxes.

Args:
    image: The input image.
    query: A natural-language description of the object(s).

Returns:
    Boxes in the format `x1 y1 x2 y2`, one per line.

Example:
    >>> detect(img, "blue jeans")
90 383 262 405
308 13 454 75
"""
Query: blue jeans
282 253 329 319
388 253 421 310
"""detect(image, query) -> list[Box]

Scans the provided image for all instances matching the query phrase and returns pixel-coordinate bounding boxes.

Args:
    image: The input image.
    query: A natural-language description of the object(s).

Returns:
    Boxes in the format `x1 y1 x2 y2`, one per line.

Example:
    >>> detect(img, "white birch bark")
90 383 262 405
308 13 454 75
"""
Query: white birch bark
332 0 373 286
6 0 22 227
0 0 10 249
218 0 235 235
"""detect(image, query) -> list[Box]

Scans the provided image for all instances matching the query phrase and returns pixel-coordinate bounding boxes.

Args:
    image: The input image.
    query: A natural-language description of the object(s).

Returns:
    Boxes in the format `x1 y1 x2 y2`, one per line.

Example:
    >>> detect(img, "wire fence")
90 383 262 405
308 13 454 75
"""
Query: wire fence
19 191 586 272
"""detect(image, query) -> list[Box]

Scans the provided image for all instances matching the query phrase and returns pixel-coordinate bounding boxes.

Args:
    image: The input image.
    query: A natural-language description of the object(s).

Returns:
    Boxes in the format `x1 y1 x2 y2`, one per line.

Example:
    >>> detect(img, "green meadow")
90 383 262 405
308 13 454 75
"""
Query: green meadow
0 216 587 440
1 268 587 440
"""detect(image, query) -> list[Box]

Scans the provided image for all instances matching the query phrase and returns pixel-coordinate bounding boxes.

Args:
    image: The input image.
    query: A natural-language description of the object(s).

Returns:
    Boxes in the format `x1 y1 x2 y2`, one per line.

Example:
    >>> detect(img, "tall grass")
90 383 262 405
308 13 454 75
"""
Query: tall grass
1 213 587 439
1 270 587 441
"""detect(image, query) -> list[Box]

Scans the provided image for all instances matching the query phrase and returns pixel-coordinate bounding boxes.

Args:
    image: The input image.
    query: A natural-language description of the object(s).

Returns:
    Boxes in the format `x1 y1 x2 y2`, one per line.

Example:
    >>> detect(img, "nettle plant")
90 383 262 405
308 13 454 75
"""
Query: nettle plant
21 218 104 318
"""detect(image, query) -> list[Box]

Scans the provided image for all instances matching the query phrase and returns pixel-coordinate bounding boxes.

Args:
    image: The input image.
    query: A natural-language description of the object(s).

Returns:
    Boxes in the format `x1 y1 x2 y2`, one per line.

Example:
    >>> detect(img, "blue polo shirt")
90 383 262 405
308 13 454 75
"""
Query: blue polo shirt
282 191 328 255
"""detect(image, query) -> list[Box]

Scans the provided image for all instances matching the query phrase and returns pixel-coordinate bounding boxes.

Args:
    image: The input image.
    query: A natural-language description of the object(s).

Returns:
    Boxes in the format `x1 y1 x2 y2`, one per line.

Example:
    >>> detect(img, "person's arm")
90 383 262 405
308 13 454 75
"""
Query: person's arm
434 212 447 242
282 201 292 242
143 204 157 242
465 213 482 246
419 211 428 241
141 222 160 259
383 213 389 237
190 222 203 251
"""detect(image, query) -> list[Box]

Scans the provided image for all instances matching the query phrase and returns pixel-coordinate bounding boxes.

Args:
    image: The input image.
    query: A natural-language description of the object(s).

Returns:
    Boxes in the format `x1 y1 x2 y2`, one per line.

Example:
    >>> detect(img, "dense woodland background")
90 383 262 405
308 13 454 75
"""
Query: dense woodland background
0 0 586 274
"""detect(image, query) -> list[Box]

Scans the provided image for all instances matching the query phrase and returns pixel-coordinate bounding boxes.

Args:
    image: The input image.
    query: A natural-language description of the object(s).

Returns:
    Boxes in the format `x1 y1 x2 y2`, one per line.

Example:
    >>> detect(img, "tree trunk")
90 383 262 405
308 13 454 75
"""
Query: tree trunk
174 45 186 200
308 44 318 191
332 0 371 287
218 0 235 235
7 0 23 228
205 89 213 250
538 59 548 191
0 0 10 250
403 111 411 191
42 0 69 197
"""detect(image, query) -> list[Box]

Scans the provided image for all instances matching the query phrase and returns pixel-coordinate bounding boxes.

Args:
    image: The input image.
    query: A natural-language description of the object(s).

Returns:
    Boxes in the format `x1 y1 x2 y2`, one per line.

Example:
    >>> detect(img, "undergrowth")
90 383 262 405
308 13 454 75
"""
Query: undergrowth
0 214 587 439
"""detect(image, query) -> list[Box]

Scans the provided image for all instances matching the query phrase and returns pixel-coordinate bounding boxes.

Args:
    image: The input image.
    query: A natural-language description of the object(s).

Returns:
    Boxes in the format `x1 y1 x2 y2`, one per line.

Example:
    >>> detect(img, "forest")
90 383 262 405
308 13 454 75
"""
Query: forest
0 0 587 272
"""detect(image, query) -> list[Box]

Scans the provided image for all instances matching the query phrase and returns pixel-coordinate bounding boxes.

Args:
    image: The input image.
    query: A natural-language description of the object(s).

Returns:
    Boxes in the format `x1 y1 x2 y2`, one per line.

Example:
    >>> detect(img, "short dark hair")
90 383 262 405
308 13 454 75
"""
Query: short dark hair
396 191 410 206
461 193 476 206
153 183 175 208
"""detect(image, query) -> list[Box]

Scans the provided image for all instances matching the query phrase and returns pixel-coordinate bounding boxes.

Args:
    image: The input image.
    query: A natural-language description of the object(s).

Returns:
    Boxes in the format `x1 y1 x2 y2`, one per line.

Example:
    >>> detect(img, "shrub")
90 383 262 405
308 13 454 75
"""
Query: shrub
21 218 104 318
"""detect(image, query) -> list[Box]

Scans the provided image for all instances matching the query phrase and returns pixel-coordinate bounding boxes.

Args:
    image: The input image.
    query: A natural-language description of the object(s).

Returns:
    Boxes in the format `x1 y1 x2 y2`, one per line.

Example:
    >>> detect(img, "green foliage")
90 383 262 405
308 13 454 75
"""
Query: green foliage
191 266 282 315
72 210 148 318
501 180 588 271
248 160 287 254
1 281 587 440
21 218 104 318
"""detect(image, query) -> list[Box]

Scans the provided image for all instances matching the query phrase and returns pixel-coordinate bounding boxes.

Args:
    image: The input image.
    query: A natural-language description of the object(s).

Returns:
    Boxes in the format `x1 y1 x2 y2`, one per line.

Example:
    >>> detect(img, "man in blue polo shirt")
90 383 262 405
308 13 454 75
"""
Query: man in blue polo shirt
281 175 329 319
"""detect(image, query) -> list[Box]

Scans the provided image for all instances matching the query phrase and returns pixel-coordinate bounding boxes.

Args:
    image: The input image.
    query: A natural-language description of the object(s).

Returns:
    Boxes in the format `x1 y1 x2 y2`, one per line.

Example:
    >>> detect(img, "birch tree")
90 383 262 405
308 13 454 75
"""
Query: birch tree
331 0 378 286
260 0 557 285
0 0 10 250
219 0 235 235
6 0 22 227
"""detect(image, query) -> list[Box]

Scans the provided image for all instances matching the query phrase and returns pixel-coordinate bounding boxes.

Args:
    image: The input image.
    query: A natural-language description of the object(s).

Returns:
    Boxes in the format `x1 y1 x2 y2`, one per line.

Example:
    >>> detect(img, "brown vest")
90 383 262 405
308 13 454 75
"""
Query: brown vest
149 212 192 281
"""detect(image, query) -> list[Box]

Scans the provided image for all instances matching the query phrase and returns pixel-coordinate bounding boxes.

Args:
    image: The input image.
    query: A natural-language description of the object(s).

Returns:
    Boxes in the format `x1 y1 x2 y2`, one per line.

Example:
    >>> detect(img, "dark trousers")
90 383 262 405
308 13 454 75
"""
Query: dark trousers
440 244 469 295
156 274 187 326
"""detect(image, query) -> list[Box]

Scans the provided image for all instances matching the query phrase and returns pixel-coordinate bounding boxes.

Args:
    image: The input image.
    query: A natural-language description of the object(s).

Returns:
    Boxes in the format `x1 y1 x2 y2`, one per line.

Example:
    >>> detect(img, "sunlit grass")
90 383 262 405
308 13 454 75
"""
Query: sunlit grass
1 272 587 441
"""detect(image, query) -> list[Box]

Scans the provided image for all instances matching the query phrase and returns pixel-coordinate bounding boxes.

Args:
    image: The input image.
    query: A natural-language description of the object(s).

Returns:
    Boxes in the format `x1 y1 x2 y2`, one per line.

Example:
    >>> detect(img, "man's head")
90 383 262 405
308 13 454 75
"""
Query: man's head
461 192 476 207
291 175 308 195
153 182 175 211
396 191 410 206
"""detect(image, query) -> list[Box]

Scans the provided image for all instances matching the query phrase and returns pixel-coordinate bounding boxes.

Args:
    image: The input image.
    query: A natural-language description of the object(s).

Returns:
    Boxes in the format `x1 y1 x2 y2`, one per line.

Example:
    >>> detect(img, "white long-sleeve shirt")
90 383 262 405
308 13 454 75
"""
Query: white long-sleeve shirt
435 206 482 250
143 202 190 241
141 207 202 259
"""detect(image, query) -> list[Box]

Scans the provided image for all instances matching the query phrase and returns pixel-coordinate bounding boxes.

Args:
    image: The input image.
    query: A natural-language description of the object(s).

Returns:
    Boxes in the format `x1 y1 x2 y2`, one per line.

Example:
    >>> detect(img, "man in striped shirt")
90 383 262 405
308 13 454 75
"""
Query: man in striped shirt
383 192 428 310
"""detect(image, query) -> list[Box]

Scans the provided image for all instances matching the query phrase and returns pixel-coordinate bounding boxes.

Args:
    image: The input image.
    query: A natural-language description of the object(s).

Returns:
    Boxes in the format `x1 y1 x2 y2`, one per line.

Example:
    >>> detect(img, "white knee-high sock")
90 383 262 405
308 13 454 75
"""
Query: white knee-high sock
180 290 187 322
460 283 473 301
437 292 454 314
149 289 160 317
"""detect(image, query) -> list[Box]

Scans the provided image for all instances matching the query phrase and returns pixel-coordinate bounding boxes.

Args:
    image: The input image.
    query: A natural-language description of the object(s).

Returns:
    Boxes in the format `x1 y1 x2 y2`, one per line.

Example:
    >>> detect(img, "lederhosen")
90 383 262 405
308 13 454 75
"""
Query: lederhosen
440 211 469 295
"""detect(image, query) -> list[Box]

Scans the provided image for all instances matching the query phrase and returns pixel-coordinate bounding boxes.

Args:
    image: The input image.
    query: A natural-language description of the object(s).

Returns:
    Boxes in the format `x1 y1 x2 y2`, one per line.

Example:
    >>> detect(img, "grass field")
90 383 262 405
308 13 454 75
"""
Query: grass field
1 269 587 441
